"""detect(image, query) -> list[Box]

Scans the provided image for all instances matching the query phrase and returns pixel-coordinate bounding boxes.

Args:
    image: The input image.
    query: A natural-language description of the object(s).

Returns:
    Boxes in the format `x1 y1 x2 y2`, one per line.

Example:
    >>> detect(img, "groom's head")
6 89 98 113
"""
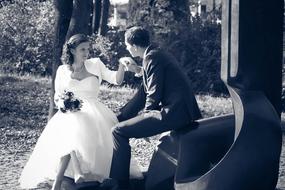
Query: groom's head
124 26 150 58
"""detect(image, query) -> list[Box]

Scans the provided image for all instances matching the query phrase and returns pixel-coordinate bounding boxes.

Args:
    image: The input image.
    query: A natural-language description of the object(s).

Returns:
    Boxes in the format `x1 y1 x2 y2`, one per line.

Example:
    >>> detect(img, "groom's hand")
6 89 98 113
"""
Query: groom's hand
119 57 141 75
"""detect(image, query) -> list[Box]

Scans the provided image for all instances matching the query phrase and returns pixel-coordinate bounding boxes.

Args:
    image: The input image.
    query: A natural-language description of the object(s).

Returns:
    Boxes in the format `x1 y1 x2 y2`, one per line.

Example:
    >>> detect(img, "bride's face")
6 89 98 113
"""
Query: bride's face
71 42 90 63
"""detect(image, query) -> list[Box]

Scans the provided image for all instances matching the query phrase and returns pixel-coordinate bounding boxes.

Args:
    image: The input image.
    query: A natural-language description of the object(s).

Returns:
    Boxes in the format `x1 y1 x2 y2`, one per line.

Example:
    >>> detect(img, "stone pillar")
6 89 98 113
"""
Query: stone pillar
221 0 283 117
175 0 283 189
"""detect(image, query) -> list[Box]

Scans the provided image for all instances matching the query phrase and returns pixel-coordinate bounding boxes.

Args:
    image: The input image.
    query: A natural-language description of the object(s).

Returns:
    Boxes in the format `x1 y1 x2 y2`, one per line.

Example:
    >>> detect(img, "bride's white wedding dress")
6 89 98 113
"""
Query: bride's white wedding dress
19 58 142 189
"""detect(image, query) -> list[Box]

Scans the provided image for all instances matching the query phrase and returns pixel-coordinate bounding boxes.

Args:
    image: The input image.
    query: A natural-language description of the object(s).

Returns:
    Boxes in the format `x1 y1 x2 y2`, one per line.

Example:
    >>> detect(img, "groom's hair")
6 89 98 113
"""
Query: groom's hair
125 26 150 48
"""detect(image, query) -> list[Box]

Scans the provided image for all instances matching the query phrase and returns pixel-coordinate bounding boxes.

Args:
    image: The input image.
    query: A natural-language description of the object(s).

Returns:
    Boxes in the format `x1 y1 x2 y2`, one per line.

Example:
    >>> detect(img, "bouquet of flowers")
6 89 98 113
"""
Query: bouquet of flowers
56 90 83 113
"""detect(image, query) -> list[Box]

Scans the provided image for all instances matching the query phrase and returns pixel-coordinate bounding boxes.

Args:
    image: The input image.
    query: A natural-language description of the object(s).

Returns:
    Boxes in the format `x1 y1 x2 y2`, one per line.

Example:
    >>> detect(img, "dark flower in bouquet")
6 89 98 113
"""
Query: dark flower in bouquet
57 90 83 113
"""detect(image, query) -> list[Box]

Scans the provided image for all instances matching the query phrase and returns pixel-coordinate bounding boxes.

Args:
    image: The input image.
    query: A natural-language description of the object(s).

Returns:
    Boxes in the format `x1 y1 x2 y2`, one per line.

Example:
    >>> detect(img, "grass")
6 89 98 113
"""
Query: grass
0 73 234 166
0 73 234 144
0 73 234 130
2 73 285 190
0 73 235 189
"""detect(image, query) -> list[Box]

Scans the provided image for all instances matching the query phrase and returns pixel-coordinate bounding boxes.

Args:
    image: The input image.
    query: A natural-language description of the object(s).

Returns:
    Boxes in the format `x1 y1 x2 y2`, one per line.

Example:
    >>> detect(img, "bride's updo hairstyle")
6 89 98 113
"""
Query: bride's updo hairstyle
61 34 89 66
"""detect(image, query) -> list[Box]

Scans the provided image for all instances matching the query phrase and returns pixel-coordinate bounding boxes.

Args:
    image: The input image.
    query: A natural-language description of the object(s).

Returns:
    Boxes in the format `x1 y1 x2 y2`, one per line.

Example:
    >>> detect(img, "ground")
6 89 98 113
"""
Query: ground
1 124 285 190
0 74 284 189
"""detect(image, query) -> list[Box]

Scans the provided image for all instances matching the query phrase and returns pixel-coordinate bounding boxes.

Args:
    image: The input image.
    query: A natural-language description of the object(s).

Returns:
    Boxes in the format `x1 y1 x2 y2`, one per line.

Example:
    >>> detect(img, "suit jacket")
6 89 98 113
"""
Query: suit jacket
118 45 202 128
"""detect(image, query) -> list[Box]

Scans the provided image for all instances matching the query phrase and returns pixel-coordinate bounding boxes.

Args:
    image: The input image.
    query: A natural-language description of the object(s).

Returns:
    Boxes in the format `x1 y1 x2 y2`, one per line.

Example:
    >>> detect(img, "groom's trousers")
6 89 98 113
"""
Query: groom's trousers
110 109 192 188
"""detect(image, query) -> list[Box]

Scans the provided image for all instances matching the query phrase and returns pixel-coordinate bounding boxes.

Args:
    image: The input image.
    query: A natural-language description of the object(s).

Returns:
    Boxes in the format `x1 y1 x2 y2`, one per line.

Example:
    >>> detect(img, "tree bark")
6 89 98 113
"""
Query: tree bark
48 0 73 119
66 0 93 39
92 0 101 33
98 0 110 36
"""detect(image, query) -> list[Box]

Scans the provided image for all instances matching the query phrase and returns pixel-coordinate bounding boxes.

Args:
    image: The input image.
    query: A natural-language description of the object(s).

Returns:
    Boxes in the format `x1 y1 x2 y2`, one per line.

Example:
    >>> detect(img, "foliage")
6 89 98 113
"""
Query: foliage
128 0 190 49
90 28 128 65
0 0 238 96
0 0 140 84
184 17 225 95
127 0 226 95
282 86 285 112
281 60 285 112
89 27 142 86
0 0 54 76
0 0 224 94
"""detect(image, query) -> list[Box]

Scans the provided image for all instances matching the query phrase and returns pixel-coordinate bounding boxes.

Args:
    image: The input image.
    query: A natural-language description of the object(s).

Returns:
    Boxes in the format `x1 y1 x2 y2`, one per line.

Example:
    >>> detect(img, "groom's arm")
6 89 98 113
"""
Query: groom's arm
143 53 164 112
117 84 146 122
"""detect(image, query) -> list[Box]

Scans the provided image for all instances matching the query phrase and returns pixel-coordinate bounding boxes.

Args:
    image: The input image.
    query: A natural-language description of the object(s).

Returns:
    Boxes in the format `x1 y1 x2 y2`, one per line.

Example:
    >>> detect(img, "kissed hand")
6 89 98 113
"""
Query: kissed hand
119 57 141 74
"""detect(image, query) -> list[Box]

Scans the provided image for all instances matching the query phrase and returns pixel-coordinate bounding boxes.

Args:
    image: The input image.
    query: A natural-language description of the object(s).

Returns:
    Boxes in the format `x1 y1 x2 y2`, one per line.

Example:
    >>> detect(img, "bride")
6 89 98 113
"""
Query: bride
19 34 142 190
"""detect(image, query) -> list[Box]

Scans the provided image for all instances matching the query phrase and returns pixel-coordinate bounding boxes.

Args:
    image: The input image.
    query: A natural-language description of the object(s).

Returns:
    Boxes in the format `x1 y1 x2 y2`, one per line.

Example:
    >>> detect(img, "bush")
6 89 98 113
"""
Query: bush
282 87 285 112
0 0 54 76
0 1 141 84
128 8 226 95
89 28 142 86
89 20 225 94
127 0 226 94
0 1 225 94
182 17 226 95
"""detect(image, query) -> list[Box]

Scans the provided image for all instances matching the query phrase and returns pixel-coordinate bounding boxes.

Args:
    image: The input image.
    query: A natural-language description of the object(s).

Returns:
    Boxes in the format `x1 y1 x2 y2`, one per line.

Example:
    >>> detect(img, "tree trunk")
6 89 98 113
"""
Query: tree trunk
48 0 73 119
66 0 93 39
98 0 110 36
92 0 101 33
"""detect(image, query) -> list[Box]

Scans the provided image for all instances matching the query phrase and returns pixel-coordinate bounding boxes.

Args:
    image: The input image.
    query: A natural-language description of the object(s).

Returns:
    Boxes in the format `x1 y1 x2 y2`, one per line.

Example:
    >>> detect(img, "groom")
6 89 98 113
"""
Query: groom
110 26 202 189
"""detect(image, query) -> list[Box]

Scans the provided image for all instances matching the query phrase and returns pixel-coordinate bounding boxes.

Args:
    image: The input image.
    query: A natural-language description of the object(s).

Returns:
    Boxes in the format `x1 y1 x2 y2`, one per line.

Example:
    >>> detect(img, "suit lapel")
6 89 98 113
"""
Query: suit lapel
142 69 147 92
142 45 154 69
142 45 156 92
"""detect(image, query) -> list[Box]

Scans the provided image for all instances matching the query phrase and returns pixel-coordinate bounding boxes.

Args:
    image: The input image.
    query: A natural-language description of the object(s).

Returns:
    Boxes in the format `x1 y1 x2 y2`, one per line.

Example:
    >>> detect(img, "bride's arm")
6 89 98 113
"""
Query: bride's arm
85 58 126 85
54 66 65 108
97 58 126 85
115 62 126 85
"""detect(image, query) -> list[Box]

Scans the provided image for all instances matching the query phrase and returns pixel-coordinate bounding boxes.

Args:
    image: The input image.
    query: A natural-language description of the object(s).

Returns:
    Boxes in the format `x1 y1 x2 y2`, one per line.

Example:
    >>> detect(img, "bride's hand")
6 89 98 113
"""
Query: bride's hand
119 57 141 74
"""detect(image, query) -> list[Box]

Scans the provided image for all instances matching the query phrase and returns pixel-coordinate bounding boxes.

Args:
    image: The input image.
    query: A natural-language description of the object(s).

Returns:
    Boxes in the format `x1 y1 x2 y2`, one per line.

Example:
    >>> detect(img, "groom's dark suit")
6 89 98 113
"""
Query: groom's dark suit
110 45 202 187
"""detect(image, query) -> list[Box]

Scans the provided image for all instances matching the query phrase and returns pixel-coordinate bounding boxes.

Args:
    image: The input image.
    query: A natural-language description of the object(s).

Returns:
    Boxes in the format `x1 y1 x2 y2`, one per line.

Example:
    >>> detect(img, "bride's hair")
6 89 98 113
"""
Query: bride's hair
61 34 89 66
